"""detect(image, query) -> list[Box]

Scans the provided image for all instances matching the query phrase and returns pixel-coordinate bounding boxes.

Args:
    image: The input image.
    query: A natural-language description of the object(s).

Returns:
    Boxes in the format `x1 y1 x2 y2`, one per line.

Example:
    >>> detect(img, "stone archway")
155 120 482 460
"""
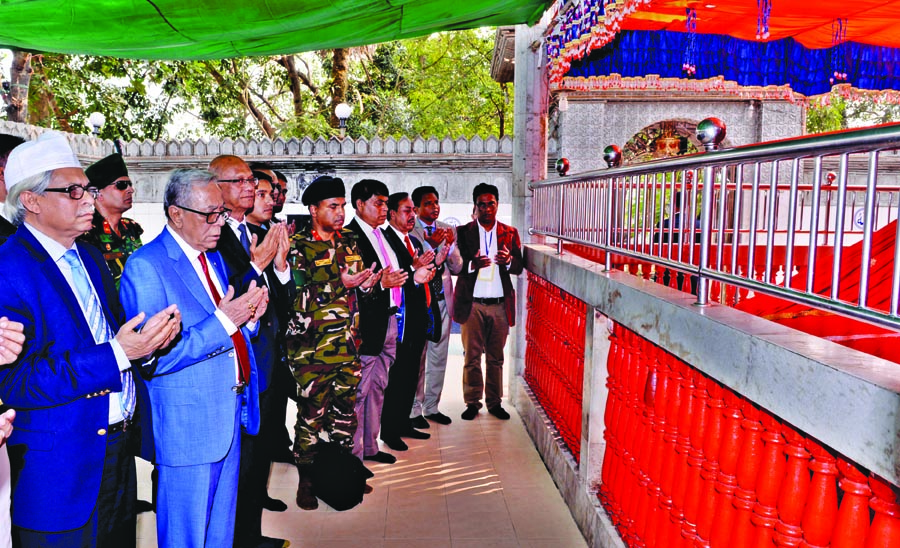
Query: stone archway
623 119 706 164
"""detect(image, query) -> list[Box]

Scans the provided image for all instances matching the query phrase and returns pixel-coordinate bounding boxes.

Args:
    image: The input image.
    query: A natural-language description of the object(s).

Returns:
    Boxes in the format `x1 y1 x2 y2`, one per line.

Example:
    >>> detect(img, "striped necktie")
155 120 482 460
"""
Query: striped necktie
62 250 135 419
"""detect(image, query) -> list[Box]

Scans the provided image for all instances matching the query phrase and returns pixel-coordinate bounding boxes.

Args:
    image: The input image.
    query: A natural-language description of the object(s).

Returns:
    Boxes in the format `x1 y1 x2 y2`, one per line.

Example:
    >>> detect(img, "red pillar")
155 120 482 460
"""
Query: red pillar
866 474 900 548
750 411 786 548
710 389 744 547
733 401 763 548
774 426 810 547
801 439 838 547
695 381 724 544
831 459 871 548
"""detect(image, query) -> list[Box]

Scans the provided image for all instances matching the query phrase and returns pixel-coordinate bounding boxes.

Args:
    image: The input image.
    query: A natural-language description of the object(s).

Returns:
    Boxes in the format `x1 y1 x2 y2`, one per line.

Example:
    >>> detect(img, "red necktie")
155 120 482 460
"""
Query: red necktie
405 235 431 306
199 253 250 384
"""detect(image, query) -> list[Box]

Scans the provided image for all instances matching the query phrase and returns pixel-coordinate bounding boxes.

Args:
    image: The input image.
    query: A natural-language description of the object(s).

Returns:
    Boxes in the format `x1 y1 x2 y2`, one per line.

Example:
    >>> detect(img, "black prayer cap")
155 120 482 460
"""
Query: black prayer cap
302 175 345 206
85 153 129 189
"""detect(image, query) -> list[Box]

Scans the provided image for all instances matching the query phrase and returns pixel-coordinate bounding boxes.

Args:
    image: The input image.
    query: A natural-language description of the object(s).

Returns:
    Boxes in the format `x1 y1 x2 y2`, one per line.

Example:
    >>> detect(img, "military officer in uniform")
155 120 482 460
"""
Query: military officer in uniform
78 153 143 288
285 176 380 510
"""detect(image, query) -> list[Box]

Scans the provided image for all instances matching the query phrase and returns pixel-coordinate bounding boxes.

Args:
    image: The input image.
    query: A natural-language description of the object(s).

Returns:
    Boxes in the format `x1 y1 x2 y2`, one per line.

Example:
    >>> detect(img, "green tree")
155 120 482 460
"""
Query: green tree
5 28 512 141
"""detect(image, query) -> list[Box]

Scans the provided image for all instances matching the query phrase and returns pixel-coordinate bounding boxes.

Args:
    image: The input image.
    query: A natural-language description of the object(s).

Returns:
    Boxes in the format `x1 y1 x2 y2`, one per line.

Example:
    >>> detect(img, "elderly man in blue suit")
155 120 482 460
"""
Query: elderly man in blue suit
120 168 270 548
0 131 180 548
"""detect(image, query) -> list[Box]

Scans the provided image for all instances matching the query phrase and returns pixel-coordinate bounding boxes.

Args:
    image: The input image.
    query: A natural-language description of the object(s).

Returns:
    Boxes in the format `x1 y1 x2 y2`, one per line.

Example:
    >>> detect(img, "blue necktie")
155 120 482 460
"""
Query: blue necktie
238 223 251 255
62 250 135 420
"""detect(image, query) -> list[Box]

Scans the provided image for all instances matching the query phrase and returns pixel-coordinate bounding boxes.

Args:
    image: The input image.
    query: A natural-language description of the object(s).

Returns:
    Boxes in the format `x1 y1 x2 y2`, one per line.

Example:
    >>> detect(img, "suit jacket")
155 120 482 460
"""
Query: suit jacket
216 222 293 393
346 218 392 356
410 218 462 319
0 226 130 532
0 216 15 245
119 228 261 468
452 220 524 327
382 227 428 344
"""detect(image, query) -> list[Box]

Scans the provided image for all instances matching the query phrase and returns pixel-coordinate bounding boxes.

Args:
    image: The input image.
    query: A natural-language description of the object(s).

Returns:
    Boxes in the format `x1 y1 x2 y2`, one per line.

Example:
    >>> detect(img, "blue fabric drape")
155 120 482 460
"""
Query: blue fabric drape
564 30 900 96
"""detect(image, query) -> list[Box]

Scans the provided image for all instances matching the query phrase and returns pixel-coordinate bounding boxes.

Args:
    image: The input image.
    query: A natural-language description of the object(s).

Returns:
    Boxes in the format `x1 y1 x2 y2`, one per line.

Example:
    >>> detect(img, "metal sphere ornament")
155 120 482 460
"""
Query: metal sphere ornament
696 118 727 151
556 157 570 176
603 144 622 168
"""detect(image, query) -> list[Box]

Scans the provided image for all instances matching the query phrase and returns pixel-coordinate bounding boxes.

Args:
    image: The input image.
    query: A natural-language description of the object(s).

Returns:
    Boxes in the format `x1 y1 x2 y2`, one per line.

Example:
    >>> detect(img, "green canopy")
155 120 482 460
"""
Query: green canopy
0 0 550 60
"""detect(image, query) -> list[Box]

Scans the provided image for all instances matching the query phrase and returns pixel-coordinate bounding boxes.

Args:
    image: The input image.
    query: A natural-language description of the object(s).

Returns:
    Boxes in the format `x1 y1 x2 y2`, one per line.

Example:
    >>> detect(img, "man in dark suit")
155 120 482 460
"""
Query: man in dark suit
345 179 409 464
120 168 269 548
453 183 524 421
0 131 180 547
208 155 291 548
245 169 296 466
379 192 436 450
0 133 25 243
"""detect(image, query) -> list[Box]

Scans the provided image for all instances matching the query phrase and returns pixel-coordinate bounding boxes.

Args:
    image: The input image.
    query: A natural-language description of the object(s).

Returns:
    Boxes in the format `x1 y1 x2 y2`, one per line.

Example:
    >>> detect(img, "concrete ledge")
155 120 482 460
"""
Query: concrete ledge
512 374 625 548
525 244 900 485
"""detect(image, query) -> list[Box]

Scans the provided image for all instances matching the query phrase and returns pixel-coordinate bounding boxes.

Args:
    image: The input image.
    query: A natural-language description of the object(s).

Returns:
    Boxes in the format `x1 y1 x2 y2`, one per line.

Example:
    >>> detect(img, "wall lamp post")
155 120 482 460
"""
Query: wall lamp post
87 111 106 137
334 102 352 138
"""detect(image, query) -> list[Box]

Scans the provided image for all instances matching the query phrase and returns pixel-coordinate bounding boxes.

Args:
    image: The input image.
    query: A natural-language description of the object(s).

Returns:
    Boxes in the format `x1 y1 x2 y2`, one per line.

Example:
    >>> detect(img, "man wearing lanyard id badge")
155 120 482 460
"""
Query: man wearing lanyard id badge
453 183 524 422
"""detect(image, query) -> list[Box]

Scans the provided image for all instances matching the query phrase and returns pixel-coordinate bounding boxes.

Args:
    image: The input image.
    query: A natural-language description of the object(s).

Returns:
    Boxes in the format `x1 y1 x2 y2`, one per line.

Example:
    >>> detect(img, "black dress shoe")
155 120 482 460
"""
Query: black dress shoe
362 464 375 479
399 428 430 440
381 436 409 451
461 405 479 420
410 416 430 430
488 406 511 420
364 451 398 463
425 411 452 425
262 495 288 512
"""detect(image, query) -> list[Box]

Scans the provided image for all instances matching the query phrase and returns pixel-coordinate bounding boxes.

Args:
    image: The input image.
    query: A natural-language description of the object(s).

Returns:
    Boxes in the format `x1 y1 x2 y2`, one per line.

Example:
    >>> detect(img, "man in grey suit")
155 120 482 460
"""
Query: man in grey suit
409 186 463 426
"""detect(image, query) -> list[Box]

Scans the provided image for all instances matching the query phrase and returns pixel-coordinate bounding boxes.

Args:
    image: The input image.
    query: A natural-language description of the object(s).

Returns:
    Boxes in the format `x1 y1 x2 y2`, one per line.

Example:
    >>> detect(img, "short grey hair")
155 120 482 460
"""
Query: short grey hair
163 168 216 219
4 170 52 226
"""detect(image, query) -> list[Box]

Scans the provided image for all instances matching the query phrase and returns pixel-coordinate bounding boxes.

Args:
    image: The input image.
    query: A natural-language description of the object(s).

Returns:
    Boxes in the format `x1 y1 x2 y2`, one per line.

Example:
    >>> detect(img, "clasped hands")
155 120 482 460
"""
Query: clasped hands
250 223 291 272
116 304 182 360
473 245 511 269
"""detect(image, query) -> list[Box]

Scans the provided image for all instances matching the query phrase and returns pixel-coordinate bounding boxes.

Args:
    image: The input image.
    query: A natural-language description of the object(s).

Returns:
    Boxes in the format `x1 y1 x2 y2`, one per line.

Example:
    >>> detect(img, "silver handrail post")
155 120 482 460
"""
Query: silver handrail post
696 164 716 306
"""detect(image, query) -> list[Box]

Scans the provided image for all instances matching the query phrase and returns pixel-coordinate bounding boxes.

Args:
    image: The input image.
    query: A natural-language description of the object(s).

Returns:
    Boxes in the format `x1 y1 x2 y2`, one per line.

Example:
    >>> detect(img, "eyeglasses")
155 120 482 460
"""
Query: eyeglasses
113 179 133 191
175 204 231 224
217 176 259 188
44 184 100 200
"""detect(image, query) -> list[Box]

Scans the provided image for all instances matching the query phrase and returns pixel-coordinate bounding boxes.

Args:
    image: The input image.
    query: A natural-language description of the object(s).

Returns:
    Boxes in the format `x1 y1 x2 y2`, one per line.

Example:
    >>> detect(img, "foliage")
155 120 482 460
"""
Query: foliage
806 91 900 134
8 28 511 141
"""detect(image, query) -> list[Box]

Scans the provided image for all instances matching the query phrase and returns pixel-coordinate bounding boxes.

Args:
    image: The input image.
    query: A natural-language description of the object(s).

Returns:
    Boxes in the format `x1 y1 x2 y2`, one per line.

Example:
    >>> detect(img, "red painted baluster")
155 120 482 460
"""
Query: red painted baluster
600 324 624 515
801 439 838 547
634 355 659 545
710 390 744 547
681 370 709 548
695 381 725 547
733 402 764 548
656 353 685 546
866 474 900 548
750 412 786 548
669 361 696 544
773 426 810 547
644 353 670 548
830 459 871 548
617 330 645 541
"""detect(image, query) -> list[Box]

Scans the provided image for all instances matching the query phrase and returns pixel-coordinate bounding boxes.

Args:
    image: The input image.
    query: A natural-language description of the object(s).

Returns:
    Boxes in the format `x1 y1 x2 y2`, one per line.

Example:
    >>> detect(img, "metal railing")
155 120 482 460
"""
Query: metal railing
530 122 900 331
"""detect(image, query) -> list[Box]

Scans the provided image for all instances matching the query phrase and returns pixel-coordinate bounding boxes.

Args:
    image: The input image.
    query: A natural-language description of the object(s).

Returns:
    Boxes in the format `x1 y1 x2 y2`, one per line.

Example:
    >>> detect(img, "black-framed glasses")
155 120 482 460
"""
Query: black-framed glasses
44 184 100 200
175 204 231 224
217 176 259 188
113 179 133 191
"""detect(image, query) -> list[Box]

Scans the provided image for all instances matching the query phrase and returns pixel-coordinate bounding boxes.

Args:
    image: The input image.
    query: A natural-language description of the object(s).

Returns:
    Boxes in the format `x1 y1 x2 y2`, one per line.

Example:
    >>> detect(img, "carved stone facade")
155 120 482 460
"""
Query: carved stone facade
0 121 513 212
556 92 806 173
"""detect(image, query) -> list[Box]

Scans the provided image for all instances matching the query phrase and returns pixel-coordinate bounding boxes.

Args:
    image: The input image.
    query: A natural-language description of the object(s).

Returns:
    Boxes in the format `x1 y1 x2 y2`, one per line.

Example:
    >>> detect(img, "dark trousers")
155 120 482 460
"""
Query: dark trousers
265 362 294 457
13 429 136 548
234 387 275 547
380 334 427 439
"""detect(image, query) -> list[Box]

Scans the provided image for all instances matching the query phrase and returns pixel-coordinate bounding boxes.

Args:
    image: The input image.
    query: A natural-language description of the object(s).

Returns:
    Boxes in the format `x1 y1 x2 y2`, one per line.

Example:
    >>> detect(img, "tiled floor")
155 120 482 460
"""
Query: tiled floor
136 335 587 547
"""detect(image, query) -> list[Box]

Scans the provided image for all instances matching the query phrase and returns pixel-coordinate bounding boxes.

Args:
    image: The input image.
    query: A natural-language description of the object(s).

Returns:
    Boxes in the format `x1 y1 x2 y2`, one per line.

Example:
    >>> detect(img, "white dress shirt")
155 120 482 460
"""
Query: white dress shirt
360 221 402 307
472 222 504 299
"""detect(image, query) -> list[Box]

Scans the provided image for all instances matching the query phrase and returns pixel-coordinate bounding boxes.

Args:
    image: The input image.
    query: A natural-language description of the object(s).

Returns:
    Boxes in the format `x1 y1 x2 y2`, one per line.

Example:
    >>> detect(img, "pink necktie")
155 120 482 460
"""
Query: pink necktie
373 228 401 306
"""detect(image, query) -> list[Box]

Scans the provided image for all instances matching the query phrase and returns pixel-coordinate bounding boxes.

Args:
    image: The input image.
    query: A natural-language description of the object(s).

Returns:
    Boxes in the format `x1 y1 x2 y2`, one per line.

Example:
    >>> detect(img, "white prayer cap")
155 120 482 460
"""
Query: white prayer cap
5 131 81 191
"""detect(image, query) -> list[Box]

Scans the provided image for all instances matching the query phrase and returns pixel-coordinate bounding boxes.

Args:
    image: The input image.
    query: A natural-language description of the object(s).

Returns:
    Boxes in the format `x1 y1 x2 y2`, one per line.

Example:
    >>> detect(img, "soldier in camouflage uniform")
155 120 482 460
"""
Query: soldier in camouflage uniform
285 175 381 510
78 153 143 288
